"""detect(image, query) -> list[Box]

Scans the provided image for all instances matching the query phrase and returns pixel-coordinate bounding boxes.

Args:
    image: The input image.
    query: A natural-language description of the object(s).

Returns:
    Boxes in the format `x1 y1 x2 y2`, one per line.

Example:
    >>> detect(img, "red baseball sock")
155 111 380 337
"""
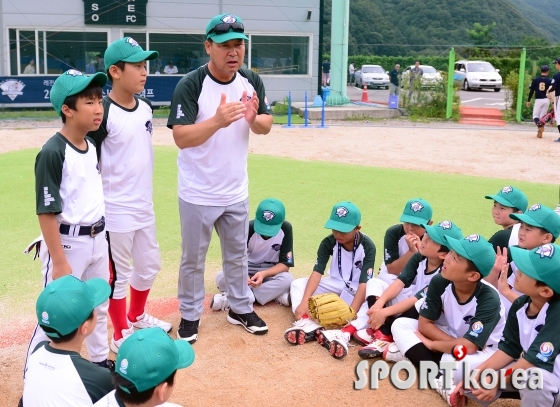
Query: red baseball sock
342 325 357 335
127 287 150 322
108 298 128 340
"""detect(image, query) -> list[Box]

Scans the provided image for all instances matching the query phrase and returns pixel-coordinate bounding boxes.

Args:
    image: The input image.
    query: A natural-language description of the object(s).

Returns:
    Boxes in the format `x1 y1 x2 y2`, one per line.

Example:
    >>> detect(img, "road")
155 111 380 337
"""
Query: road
345 84 507 110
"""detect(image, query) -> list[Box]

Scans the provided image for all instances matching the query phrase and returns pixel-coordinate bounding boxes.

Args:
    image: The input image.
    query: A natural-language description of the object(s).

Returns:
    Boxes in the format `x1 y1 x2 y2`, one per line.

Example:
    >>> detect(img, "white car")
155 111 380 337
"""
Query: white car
401 65 443 87
454 60 502 92
354 65 390 89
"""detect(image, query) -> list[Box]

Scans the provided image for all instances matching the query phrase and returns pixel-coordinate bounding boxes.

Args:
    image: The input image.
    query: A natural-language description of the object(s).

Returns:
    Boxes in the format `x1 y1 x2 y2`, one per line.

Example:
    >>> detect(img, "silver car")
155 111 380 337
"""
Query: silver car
354 65 390 89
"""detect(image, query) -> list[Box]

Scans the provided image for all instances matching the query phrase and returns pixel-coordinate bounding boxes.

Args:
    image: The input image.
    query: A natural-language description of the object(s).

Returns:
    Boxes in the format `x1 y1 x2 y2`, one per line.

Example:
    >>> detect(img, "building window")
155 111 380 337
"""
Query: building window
147 33 207 74
45 31 107 74
250 35 309 75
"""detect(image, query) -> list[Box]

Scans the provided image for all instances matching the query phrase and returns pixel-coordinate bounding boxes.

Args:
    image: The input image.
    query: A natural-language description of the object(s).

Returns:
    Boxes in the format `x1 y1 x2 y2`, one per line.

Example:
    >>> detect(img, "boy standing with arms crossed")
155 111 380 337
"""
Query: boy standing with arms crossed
88 37 171 353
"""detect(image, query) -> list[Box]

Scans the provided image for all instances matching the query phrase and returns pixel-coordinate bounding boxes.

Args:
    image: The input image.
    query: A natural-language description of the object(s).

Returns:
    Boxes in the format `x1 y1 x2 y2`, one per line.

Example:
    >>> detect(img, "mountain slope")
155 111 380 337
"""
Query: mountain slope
508 0 560 41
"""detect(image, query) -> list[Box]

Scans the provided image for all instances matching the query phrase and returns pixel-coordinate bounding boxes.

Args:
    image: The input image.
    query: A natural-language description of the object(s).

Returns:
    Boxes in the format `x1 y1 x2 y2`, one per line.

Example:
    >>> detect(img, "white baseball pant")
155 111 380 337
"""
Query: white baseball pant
533 98 550 120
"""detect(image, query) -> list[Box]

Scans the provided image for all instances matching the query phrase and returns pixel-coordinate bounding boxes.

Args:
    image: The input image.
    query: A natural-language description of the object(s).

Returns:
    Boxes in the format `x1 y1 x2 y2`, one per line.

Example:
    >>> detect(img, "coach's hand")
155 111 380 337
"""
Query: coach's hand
214 93 247 128
242 90 259 124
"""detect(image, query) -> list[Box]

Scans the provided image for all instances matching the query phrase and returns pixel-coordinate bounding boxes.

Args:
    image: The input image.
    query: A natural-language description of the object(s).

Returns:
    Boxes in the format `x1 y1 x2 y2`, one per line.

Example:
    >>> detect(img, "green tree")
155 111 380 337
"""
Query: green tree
466 22 497 46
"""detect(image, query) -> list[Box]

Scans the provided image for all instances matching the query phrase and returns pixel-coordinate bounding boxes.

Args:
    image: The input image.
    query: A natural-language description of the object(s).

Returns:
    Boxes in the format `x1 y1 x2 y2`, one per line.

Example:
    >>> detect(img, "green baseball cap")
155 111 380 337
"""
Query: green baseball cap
485 186 528 212
399 198 433 225
511 244 560 293
50 69 107 116
422 220 463 246
36 275 110 338
443 234 496 277
104 37 159 71
254 198 285 237
206 14 248 43
116 328 195 392
324 201 361 233
510 203 560 239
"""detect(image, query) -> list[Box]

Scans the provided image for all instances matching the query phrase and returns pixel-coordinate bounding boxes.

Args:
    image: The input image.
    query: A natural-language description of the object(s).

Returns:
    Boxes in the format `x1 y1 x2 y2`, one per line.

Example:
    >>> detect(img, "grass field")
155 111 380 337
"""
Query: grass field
0 146 556 318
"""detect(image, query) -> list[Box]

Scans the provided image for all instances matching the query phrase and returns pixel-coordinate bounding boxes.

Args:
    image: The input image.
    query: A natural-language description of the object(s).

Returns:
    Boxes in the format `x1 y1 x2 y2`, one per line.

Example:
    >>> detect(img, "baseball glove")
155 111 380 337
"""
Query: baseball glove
308 293 357 328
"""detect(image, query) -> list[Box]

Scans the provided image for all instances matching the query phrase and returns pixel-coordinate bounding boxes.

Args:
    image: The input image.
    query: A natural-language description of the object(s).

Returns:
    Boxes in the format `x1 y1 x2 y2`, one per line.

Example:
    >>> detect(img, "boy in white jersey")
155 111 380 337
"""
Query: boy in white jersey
284 202 376 359
461 243 560 406
24 275 113 406
211 198 294 310
356 220 463 358
376 198 433 285
390 234 505 407
94 328 194 407
24 70 112 372
487 203 560 314
486 186 528 252
88 37 172 353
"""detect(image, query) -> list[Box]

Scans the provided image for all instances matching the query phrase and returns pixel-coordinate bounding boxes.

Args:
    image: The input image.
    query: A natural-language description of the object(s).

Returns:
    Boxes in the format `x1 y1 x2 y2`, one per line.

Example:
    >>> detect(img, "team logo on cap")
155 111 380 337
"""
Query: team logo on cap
438 221 452 230
119 359 129 374
126 37 140 47
410 202 424 213
466 234 480 242
262 210 275 222
536 244 555 259
501 186 513 194
529 204 541 211
65 69 83 77
336 206 349 218
221 15 237 23
41 311 49 325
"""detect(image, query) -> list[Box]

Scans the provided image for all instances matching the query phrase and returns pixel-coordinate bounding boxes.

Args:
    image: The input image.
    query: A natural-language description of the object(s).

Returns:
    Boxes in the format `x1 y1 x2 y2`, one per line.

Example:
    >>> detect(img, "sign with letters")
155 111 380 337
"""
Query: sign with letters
84 0 147 26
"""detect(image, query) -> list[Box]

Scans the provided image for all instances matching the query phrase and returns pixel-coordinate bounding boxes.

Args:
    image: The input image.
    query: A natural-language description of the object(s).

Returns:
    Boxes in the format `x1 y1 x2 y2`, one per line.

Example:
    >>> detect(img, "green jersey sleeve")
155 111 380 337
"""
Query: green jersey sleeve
523 300 560 372
384 224 405 265
489 228 513 252
72 356 114 404
415 285 430 300
167 68 205 128
419 273 449 321
398 253 423 287
35 134 66 215
278 221 294 267
463 283 502 350
359 234 376 283
498 296 526 359
314 235 336 274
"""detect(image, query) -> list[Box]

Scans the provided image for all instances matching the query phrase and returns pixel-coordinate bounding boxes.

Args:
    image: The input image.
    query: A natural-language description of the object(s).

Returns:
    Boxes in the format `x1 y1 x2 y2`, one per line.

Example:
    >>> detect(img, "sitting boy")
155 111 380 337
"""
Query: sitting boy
23 275 113 406
486 186 528 251
212 198 294 309
390 234 505 407
94 327 195 407
284 201 375 359
461 243 560 407
356 220 463 358
377 198 433 285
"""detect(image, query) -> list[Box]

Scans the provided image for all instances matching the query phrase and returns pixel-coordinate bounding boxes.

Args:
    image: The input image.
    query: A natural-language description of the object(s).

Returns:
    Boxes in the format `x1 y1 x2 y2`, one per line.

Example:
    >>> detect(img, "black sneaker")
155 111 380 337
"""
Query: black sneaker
227 309 268 335
177 318 200 344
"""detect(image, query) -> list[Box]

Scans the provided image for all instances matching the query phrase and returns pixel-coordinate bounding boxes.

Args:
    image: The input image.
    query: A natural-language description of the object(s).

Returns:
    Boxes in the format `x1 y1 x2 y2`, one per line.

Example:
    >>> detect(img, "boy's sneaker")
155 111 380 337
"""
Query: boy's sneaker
227 309 268 335
434 375 465 407
129 312 172 333
316 329 350 359
210 292 229 311
537 126 545 138
110 326 134 353
352 327 377 346
274 292 291 307
357 331 394 359
382 342 408 362
177 318 200 344
284 318 322 345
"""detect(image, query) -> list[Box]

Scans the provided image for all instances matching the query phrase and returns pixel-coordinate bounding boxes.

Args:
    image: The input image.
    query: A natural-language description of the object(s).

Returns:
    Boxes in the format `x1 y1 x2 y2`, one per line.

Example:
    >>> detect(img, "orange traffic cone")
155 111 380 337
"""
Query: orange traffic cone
361 85 369 103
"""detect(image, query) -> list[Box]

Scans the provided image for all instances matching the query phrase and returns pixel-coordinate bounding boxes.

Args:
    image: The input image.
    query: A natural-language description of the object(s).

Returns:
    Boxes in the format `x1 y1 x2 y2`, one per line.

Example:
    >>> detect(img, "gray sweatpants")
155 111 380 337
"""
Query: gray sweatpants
215 262 294 305
465 367 560 407
178 198 252 320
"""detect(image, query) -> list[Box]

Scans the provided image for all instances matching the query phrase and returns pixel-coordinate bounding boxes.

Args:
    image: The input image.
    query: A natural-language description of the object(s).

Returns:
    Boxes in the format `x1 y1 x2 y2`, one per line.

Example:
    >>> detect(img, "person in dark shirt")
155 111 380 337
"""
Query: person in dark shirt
389 64 401 96
527 65 552 138
547 57 560 142
322 59 331 87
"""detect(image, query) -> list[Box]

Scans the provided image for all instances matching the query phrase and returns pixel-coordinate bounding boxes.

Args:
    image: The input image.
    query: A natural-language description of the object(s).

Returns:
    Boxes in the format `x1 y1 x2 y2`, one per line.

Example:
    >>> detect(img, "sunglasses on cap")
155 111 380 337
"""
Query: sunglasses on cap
208 22 245 36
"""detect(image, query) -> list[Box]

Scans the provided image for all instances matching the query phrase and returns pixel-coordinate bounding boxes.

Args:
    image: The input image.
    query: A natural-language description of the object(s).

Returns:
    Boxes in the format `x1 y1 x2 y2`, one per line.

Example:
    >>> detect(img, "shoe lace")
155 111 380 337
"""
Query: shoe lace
142 313 164 327
243 311 263 326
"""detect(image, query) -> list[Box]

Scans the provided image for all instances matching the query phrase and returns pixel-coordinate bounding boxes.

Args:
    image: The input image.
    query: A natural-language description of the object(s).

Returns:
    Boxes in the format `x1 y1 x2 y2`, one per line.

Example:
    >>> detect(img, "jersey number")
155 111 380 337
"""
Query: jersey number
539 82 546 91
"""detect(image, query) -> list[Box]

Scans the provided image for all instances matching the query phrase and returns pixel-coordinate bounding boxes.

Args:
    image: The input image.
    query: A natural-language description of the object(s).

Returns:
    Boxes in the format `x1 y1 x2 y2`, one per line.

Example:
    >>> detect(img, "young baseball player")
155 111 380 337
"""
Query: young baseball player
284 201 375 359
211 198 294 310
486 186 528 251
486 203 560 315
377 198 433 284
356 220 463 358
390 234 505 407
88 37 172 353
23 275 113 406
547 57 560 142
460 243 560 407
527 65 552 138
93 327 195 407
24 70 112 372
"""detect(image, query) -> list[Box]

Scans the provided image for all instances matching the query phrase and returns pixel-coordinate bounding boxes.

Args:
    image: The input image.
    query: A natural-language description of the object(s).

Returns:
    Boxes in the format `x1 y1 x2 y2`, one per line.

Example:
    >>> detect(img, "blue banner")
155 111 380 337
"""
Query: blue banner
0 75 182 107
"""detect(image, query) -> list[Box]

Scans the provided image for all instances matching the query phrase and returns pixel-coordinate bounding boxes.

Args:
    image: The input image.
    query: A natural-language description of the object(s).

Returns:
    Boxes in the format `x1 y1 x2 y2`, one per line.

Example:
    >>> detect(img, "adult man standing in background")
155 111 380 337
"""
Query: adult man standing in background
348 61 355 86
167 13 273 344
389 63 401 96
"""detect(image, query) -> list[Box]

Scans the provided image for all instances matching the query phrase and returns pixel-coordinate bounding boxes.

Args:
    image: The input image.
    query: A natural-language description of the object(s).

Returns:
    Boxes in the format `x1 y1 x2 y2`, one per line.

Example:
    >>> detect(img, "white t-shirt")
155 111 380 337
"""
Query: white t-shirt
164 65 178 74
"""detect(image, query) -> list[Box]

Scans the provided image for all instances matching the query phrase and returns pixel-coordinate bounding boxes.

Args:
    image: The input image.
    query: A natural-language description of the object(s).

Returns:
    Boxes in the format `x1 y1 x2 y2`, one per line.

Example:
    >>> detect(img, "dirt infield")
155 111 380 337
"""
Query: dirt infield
2 118 555 407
